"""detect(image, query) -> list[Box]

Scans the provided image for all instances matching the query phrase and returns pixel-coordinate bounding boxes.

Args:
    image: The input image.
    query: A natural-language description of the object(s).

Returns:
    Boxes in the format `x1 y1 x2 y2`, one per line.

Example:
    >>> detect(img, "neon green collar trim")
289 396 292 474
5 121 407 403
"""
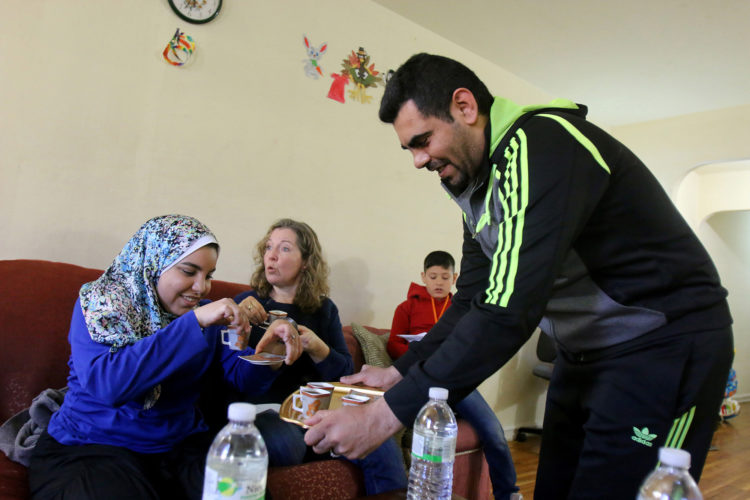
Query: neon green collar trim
489 97 579 156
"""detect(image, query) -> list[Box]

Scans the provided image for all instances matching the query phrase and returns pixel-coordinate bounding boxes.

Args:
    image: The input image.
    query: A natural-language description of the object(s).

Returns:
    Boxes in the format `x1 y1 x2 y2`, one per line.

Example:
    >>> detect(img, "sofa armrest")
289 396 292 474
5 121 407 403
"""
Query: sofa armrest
341 325 365 372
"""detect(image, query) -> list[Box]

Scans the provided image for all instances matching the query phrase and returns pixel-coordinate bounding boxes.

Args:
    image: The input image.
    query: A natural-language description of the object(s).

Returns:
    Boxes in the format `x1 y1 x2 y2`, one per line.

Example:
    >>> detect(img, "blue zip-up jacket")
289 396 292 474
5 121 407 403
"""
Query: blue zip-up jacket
385 97 731 425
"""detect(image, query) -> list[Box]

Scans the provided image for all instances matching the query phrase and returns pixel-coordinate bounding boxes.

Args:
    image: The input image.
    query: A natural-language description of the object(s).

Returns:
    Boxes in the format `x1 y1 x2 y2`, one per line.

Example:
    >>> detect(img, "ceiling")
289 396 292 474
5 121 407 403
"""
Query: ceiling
372 0 750 126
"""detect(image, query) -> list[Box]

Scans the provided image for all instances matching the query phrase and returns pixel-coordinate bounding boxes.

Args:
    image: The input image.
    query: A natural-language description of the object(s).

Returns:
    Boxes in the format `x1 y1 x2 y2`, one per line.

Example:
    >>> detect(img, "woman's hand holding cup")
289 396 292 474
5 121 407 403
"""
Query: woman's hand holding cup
194 298 251 349
255 319 302 365
194 298 250 331
237 296 268 326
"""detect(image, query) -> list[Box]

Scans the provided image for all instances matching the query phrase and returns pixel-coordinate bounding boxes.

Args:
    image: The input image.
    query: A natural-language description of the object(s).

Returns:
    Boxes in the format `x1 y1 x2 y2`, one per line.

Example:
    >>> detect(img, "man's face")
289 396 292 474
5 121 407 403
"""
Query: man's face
393 100 483 195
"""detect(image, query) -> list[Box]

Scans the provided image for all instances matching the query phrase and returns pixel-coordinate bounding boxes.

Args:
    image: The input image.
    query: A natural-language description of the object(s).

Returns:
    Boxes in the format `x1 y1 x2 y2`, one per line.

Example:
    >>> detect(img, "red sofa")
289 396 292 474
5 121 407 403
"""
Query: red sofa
0 259 490 499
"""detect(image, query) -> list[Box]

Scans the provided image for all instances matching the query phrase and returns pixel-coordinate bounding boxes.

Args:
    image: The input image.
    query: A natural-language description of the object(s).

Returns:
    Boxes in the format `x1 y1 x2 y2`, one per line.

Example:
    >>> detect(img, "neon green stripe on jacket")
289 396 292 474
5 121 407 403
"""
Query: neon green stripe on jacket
486 131 530 307
537 113 611 174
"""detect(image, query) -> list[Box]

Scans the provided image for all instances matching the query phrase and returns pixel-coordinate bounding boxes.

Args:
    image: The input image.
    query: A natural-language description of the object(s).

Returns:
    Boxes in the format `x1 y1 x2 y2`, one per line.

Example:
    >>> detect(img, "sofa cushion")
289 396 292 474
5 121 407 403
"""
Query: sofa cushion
349 323 392 369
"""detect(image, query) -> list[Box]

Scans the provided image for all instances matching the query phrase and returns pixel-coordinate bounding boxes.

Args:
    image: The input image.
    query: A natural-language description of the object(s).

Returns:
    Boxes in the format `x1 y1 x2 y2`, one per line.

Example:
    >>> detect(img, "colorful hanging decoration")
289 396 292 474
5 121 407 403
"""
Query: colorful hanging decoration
163 28 195 67
327 73 350 103
328 46 383 104
303 35 327 79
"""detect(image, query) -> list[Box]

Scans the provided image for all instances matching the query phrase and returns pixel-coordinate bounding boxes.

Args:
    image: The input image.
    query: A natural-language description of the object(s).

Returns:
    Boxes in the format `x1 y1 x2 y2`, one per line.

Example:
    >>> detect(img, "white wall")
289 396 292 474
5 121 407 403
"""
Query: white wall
0 1 550 323
700 210 750 401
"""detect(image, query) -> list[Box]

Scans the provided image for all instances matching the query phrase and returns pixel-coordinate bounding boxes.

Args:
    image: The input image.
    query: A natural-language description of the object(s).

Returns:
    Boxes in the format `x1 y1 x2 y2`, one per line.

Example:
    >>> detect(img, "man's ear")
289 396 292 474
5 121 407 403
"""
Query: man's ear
421 271 427 285
452 88 479 125
452 272 458 285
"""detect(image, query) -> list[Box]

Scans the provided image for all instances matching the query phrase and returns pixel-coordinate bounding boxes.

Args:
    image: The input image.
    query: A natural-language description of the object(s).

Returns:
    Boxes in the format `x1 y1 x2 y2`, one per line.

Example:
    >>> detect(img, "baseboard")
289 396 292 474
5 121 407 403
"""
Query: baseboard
732 392 749 403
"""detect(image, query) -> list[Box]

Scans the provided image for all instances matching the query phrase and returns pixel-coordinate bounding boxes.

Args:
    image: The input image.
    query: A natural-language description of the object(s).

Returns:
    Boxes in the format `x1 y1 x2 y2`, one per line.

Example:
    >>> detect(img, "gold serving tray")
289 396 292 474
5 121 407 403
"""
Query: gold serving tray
279 382 384 428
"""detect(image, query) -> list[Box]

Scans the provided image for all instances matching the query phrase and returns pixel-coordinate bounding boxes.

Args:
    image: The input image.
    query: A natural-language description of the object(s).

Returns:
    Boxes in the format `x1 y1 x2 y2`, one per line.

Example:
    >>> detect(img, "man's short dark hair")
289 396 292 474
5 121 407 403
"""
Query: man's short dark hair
424 250 455 271
379 53 493 124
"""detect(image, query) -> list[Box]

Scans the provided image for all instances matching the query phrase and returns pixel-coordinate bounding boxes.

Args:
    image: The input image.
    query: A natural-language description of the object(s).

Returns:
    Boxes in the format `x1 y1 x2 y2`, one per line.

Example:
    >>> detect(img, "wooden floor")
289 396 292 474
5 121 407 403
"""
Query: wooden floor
505 407 749 499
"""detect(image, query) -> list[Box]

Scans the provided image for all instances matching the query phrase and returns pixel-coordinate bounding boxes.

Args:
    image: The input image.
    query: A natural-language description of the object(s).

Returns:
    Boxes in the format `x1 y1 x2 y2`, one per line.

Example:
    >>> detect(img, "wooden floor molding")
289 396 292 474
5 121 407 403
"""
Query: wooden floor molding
506 408 748 499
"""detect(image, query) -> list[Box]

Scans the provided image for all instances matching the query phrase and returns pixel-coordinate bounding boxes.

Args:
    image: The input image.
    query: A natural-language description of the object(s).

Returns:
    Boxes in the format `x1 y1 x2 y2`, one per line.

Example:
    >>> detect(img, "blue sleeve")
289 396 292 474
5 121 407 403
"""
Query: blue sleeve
70 299 211 407
309 299 353 379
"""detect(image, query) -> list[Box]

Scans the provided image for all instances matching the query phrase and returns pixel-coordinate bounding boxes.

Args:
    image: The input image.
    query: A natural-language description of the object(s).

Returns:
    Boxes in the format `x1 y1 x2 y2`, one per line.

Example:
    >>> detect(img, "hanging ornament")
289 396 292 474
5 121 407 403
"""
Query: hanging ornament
162 28 195 67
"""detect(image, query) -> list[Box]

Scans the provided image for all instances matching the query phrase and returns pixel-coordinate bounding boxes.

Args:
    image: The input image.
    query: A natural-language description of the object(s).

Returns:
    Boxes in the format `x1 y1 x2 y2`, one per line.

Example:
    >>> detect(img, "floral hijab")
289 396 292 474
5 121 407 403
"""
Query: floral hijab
79 214 218 352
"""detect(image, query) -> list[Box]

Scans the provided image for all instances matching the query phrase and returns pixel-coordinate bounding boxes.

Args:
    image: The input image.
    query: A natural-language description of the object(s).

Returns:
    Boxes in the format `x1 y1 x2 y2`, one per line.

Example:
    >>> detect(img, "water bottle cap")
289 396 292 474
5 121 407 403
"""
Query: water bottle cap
428 387 449 400
227 402 256 422
658 447 691 469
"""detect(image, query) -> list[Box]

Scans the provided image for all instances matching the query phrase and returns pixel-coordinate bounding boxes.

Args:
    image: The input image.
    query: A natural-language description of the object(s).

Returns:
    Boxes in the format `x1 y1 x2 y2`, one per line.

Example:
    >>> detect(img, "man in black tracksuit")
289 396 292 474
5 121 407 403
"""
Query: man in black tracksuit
304 53 733 499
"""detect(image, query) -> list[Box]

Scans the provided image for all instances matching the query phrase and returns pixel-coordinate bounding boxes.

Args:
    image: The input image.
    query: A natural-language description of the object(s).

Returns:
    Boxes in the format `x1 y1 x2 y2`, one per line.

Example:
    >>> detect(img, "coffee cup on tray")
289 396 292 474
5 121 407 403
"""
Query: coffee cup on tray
292 386 331 418
341 392 370 407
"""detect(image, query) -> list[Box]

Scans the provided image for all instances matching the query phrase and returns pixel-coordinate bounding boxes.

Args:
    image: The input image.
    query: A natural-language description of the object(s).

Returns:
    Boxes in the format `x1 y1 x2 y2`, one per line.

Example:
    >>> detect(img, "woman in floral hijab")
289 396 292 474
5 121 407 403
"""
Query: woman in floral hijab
29 215 301 500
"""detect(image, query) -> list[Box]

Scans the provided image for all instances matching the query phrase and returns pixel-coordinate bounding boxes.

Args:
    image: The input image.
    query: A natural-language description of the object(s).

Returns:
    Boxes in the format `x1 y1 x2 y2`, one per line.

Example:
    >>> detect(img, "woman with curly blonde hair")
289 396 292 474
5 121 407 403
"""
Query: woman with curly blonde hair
234 218 406 495
249 218 330 314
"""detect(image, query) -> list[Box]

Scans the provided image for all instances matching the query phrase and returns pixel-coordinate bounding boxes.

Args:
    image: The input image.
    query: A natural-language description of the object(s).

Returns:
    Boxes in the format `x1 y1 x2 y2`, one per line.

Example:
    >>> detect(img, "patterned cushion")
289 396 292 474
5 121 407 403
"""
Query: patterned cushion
350 323 392 368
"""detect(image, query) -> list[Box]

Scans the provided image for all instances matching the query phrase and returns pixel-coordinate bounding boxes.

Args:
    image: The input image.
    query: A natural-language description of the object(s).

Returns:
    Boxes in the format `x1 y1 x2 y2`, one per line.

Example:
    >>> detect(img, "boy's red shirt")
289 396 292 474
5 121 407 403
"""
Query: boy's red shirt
387 282 452 359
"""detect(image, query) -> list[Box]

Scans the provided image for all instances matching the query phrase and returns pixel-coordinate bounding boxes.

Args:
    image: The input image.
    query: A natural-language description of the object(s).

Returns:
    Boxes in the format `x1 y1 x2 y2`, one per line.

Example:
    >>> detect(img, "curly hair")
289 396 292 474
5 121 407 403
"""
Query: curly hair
249 219 330 314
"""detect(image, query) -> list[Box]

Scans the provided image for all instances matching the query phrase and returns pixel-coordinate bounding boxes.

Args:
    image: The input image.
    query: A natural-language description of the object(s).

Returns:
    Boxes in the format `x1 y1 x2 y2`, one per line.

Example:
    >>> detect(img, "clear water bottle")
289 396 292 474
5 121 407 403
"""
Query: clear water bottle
407 387 458 500
202 402 268 500
637 447 703 500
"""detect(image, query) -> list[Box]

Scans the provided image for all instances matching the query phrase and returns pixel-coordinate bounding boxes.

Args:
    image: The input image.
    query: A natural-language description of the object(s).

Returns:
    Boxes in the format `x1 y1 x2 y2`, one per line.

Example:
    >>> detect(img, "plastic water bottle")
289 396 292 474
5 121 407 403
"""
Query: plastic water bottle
202 402 268 500
406 387 458 500
637 447 703 500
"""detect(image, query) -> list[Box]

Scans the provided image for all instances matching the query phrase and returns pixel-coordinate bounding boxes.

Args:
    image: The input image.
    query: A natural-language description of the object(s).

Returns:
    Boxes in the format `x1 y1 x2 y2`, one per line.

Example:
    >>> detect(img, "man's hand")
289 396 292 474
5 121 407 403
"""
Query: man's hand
340 364 403 391
303 397 403 459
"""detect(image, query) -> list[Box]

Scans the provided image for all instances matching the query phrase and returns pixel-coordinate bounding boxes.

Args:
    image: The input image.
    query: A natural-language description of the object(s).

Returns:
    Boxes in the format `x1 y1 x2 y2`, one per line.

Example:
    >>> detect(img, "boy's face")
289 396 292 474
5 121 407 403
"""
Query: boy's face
421 265 458 300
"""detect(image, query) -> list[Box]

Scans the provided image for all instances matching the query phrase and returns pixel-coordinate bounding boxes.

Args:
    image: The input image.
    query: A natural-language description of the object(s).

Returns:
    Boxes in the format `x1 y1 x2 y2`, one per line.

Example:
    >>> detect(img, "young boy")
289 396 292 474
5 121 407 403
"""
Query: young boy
388 251 521 500
387 250 457 359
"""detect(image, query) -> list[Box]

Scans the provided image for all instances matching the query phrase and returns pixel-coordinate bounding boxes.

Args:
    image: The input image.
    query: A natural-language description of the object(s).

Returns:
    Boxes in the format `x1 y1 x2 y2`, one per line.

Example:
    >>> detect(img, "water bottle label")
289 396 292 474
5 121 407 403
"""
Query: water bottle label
410 432 454 463
203 467 265 500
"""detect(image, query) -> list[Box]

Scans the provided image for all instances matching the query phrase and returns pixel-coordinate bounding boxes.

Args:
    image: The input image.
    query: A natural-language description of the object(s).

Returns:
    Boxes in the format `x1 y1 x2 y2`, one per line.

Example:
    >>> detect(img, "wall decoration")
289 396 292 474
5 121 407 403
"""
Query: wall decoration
162 28 195 67
168 0 222 24
327 73 350 103
329 47 383 104
303 35 327 79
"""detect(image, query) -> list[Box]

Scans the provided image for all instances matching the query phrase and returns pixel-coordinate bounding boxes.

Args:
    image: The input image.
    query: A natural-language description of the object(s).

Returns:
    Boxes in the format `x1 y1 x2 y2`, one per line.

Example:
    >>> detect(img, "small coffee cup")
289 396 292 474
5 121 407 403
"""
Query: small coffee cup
307 381 334 392
292 387 331 418
220 329 243 351
306 382 334 407
348 389 372 400
267 310 288 323
341 393 370 407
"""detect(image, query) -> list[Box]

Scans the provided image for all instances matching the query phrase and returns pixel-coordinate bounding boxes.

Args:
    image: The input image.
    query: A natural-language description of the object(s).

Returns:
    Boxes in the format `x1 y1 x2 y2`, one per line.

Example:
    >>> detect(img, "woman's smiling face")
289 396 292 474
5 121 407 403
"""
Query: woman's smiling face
156 245 217 316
